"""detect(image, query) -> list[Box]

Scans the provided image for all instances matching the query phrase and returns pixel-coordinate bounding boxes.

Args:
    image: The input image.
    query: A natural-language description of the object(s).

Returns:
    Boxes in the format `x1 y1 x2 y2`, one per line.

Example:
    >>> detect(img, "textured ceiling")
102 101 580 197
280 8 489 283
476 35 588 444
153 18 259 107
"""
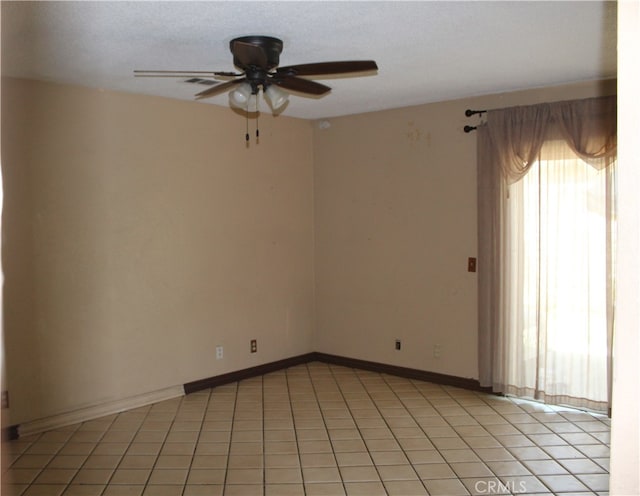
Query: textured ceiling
1 1 617 120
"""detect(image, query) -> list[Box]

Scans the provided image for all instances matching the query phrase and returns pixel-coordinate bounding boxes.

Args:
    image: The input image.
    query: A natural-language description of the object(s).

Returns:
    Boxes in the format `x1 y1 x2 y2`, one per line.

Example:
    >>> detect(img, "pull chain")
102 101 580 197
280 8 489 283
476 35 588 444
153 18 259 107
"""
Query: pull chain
245 110 249 142
255 96 260 140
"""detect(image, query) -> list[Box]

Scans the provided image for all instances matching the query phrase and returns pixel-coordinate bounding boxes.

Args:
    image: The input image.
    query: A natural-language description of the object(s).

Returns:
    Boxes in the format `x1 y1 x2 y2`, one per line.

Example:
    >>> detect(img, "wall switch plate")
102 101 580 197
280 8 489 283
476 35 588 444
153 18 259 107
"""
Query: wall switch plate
250 339 257 353
216 346 223 360
395 339 401 351
468 257 477 272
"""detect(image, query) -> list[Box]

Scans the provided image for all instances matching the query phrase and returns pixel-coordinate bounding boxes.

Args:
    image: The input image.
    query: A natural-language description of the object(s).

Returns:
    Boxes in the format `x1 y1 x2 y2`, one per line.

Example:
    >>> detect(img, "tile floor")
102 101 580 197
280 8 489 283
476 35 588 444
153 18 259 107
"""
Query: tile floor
2 362 610 495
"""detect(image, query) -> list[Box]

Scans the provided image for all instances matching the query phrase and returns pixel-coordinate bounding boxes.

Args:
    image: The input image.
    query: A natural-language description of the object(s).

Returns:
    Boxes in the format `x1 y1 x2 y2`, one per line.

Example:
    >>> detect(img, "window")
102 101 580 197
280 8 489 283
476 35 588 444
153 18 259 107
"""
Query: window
504 140 615 410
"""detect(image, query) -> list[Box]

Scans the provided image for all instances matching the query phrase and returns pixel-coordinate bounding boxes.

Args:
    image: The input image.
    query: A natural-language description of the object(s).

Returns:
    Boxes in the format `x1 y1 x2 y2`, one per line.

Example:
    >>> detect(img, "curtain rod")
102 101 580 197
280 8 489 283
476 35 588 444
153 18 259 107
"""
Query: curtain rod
463 95 616 133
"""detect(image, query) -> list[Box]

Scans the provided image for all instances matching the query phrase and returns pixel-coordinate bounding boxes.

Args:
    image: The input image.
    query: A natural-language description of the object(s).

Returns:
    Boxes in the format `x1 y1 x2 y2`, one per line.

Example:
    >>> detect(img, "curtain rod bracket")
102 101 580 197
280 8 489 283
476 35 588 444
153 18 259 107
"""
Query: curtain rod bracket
465 109 486 117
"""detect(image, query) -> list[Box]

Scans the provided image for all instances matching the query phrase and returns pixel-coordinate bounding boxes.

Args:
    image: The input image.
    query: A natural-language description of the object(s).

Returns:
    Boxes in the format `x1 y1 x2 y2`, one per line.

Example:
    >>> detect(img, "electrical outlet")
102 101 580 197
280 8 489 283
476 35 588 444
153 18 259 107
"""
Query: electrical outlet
250 339 257 353
1 390 9 409
216 346 223 360
395 339 401 351
433 344 442 359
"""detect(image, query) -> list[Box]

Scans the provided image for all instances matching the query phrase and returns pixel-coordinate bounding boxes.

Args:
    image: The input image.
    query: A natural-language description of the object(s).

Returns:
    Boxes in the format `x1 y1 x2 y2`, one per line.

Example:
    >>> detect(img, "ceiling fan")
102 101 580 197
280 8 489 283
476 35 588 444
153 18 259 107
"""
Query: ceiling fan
134 35 378 113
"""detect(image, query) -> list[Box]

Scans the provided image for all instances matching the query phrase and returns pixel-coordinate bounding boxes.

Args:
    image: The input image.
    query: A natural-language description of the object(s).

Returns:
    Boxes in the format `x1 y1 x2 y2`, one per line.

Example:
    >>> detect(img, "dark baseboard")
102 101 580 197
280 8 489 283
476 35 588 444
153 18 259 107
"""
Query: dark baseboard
6 353 490 440
314 352 494 394
184 350 492 396
183 352 318 394
2 424 19 441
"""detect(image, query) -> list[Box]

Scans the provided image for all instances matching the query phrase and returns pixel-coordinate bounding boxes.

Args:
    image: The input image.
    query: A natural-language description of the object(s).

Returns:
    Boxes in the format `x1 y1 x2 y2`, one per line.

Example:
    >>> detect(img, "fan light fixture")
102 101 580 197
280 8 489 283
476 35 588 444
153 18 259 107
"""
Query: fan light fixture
229 83 252 108
264 85 289 111
229 83 289 113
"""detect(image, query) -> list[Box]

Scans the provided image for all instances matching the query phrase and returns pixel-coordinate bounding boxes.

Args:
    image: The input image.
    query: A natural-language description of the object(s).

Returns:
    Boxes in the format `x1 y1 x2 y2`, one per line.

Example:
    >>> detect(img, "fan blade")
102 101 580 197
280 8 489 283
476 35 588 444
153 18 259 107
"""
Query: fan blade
275 60 378 77
134 70 242 78
232 41 268 68
195 78 246 100
272 76 331 96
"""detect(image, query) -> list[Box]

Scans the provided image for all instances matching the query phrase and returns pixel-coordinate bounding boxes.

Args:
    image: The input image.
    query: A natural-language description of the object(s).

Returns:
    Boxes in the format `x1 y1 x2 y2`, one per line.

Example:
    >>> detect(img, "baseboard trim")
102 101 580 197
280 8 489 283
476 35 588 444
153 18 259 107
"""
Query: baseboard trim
183 352 318 394
184 351 491 395
2 424 19 441
9 352 490 439
18 385 185 438
315 352 493 393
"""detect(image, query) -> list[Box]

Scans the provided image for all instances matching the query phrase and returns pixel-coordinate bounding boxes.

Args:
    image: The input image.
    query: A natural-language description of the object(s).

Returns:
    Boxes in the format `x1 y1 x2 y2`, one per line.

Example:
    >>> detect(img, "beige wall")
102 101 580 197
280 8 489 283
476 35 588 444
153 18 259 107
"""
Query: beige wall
313 79 617 379
2 78 315 425
1 76 620 428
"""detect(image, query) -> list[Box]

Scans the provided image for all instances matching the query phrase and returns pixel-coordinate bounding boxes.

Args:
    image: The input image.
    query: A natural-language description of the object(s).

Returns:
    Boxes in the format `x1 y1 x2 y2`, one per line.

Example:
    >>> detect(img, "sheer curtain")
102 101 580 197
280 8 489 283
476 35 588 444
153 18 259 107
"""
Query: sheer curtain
477 96 617 411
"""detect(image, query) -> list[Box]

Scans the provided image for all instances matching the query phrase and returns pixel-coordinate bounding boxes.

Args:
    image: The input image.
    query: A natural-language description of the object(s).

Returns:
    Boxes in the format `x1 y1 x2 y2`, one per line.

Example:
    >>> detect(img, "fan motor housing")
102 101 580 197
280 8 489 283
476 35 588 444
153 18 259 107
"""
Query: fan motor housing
230 35 283 70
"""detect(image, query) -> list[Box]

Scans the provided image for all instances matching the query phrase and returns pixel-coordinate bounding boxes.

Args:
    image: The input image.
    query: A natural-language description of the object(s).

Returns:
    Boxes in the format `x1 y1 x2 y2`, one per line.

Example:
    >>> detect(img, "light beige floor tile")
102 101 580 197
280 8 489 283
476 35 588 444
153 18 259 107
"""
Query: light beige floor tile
377 464 418 481
154 455 191 469
82 455 122 469
264 454 300 468
227 454 264 468
118 456 157 470
225 468 264 484
47 456 88 470
183 485 223 496
222 484 263 496
575 473 610 492
384 480 428 495
339 465 380 482
141 486 182 496
102 486 144 496
11 455 55 469
343 481 387 495
304 482 346 496
109 469 151 485
298 440 333 454
302 467 342 483
62 484 105 496
72 469 114 485
264 441 298 454
522 459 570 475
265 483 305 495
147 468 188 485
537 474 589 492
265 467 303 484
23 485 67 496
300 453 338 468
125 444 162 456
450 462 494 478
132 432 166 444
422 478 471 496
194 443 229 455
369 451 408 466
185 469 225 484
485 460 532 476
57 444 95 456
331 439 367 453
160 442 196 456
34 470 78 485
295 429 328 441
396 437 434 451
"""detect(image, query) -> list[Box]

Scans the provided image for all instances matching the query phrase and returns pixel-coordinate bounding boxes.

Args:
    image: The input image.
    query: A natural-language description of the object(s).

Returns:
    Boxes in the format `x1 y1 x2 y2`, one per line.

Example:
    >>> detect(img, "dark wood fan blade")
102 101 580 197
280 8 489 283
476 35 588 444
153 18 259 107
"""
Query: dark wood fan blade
272 76 331 96
134 70 241 78
232 41 268 68
195 78 246 100
275 60 378 77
